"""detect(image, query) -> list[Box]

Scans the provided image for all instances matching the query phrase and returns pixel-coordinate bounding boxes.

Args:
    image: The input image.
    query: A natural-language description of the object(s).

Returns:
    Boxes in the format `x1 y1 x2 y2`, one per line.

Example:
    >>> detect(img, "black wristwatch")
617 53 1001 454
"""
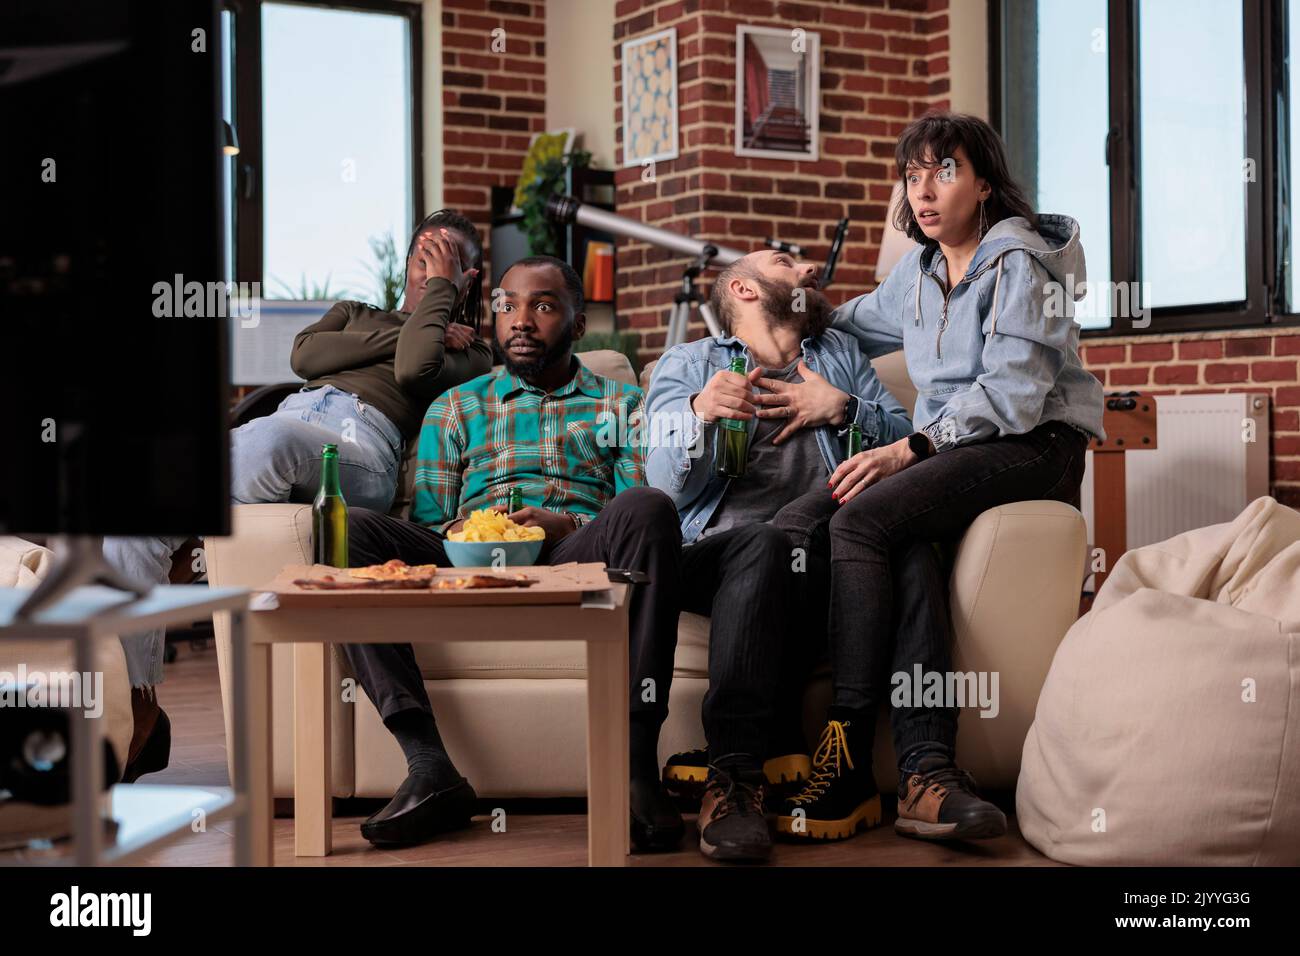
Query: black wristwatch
907 431 934 461
839 394 860 429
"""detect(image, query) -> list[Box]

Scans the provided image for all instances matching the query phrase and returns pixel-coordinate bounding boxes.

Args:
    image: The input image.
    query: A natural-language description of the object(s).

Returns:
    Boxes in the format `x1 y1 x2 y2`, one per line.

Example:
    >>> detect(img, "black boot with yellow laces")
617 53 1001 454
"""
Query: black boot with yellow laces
776 713 882 840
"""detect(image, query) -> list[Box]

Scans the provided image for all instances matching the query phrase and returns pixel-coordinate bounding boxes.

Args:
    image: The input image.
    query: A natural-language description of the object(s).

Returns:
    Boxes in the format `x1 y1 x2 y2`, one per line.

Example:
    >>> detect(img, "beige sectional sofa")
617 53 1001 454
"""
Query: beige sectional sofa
206 350 1089 800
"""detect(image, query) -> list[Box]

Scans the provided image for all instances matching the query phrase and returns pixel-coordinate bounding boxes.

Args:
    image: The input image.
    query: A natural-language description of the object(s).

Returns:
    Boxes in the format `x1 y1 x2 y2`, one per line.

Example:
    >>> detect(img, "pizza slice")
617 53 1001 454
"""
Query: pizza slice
293 574 430 591
432 573 538 590
348 559 442 582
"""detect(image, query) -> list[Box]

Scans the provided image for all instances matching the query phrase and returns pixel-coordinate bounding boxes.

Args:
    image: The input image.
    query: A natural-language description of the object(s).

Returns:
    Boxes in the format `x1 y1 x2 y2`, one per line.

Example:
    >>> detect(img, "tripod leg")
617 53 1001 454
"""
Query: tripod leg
699 301 723 339
665 301 683 349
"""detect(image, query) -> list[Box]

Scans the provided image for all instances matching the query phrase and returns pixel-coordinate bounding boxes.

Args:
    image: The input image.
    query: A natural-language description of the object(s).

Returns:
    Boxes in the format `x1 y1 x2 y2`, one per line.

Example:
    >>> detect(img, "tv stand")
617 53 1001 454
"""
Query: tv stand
14 536 150 620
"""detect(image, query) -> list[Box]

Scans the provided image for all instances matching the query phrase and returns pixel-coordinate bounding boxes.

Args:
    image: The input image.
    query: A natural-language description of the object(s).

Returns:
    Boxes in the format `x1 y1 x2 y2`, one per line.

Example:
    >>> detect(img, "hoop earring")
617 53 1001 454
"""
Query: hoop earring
978 199 988 239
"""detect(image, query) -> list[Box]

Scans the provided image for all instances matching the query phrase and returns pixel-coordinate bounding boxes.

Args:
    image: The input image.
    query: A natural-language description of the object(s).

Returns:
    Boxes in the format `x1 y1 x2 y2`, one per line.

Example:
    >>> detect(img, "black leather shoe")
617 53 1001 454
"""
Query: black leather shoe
631 776 684 852
121 708 171 784
360 773 477 847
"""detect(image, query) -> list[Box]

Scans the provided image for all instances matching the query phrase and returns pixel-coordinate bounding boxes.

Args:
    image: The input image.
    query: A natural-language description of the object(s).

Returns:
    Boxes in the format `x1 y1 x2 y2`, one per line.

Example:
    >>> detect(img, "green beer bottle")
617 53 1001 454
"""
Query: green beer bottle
508 486 523 513
713 355 750 478
847 422 863 457
313 443 349 567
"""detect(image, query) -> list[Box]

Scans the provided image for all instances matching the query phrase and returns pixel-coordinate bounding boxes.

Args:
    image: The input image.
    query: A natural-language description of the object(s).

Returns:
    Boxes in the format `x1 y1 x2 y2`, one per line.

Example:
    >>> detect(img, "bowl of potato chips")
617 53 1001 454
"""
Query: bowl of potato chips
443 507 545 567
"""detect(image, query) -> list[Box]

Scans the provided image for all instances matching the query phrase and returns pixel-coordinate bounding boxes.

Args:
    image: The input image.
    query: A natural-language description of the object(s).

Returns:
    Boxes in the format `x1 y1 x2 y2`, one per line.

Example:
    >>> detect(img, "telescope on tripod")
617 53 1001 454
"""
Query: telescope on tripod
546 194 849 348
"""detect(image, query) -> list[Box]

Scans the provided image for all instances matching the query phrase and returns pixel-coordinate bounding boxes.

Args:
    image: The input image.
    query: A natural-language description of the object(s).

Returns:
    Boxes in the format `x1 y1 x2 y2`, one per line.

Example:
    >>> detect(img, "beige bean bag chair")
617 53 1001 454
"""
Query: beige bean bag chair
1017 496 1300 865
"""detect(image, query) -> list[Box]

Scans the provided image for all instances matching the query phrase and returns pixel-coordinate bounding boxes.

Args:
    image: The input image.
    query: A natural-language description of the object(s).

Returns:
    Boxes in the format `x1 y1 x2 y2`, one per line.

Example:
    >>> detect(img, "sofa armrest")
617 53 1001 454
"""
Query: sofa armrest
947 500 1087 790
206 504 355 798
205 504 313 588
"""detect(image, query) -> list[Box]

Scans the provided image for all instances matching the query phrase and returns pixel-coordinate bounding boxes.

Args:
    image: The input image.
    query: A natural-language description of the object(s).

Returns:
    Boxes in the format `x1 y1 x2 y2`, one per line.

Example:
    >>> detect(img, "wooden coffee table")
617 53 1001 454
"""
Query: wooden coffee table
242 562 630 867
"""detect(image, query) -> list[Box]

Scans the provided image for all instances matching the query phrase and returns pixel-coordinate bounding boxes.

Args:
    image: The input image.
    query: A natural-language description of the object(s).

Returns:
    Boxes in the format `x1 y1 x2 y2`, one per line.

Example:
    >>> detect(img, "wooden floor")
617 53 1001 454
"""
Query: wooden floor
133 642 1057 867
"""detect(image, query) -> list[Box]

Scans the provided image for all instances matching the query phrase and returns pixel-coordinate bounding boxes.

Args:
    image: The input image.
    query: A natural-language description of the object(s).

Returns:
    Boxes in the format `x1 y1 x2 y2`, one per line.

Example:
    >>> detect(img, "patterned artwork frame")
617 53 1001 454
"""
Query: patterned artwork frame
621 27 679 168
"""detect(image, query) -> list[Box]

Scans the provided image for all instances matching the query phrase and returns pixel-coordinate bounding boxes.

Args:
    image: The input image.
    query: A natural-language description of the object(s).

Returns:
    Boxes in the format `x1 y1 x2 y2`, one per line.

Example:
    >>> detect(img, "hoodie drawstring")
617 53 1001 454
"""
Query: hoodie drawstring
913 259 922 326
989 257 1004 336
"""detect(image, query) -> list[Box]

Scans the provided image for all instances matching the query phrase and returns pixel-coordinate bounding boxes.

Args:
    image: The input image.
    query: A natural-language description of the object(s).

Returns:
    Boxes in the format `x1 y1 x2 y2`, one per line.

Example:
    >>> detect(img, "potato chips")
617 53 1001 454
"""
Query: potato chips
447 507 546 542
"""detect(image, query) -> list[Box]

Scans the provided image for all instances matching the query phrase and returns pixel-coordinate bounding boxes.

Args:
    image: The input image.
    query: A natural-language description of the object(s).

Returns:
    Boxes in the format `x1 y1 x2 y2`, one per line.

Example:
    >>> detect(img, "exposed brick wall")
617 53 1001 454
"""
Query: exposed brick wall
441 0 547 280
1081 327 1300 508
612 0 950 358
607 0 1299 509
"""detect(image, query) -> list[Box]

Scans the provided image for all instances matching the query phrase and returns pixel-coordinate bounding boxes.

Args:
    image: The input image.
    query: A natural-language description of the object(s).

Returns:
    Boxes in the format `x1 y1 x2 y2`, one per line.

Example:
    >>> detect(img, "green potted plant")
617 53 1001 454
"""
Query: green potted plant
364 230 403 311
518 147 592 256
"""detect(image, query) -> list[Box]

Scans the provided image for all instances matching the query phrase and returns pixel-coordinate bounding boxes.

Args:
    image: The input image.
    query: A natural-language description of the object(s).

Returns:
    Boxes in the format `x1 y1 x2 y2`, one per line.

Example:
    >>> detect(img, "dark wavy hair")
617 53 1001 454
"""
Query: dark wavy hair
405 208 484 332
892 112 1037 245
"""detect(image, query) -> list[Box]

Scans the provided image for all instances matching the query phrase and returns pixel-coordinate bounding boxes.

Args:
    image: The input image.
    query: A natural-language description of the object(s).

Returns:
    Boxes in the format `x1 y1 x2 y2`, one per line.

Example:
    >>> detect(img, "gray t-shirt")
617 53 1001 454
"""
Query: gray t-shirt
699 357 829 539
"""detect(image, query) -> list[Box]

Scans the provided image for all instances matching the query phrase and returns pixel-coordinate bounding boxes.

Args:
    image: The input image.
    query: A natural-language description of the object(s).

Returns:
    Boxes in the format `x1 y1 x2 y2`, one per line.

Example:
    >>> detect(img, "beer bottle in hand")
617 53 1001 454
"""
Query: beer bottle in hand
847 422 863 458
508 486 523 514
313 443 349 567
713 355 751 478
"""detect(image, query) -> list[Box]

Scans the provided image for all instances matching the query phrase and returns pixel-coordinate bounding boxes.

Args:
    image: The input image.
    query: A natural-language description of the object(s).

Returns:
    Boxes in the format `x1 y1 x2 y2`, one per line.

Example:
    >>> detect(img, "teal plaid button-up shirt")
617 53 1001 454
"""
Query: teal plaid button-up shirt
410 359 646 532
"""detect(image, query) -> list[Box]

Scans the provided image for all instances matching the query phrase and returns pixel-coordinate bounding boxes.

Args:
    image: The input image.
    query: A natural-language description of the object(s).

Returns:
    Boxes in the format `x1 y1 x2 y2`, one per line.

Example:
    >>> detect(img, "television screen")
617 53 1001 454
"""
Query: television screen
0 0 230 536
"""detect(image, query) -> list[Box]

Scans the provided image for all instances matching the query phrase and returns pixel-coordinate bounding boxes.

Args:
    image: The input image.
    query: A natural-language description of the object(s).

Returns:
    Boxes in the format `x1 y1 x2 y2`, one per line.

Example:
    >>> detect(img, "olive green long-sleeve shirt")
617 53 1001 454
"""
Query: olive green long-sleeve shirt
290 277 493 442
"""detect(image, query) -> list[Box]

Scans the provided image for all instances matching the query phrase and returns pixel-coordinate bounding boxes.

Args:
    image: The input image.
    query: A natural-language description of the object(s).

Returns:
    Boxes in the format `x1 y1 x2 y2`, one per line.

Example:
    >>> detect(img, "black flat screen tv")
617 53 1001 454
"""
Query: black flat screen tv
0 0 230 537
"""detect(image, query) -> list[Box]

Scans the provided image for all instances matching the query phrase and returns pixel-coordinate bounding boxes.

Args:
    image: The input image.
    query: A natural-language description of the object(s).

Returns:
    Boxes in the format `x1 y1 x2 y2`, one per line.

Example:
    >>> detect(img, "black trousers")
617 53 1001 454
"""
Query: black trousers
341 486 682 732
679 523 797 764
776 419 1088 760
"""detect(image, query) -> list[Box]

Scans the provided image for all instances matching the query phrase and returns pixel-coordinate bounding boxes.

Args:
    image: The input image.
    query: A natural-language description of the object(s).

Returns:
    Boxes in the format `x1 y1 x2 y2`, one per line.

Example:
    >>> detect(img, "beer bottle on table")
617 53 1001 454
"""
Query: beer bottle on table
313 443 348 567
847 422 863 458
713 355 751 479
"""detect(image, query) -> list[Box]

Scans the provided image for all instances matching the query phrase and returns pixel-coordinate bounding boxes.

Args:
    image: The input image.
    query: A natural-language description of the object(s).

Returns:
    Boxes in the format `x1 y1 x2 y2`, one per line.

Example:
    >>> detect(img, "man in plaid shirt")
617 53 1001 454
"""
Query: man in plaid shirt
340 256 686 852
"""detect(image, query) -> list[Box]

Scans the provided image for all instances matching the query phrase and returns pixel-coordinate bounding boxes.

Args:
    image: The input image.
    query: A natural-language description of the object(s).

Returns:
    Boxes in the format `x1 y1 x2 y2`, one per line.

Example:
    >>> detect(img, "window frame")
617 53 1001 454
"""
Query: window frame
228 0 423 289
991 0 1290 336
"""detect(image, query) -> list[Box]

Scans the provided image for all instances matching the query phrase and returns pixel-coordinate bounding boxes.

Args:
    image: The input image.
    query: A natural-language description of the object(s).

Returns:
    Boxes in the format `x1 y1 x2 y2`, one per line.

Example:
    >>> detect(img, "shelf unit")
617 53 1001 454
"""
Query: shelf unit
0 585 254 866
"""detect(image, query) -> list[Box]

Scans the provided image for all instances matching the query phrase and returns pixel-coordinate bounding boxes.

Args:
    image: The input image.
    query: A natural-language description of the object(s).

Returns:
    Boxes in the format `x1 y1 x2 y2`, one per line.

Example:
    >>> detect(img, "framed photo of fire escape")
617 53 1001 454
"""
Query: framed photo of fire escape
734 24 820 161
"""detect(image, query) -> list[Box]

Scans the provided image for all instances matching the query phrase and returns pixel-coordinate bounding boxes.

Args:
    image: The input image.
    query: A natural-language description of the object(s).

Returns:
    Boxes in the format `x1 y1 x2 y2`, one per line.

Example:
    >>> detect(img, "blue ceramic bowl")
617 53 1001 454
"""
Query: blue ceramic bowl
442 537 544 568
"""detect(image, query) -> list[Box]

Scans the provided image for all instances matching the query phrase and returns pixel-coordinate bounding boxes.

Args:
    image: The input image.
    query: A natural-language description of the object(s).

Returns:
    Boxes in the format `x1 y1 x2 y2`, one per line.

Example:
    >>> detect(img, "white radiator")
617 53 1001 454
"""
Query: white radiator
1080 391 1272 554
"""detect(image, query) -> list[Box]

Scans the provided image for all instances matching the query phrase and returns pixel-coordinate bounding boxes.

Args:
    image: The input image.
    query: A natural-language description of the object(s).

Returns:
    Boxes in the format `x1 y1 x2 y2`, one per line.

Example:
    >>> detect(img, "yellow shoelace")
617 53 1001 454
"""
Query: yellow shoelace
788 721 854 806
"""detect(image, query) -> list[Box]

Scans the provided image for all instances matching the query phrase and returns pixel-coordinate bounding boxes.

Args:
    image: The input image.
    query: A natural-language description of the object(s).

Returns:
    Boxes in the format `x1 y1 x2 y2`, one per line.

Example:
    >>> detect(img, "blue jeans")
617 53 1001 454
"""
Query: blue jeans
104 385 404 686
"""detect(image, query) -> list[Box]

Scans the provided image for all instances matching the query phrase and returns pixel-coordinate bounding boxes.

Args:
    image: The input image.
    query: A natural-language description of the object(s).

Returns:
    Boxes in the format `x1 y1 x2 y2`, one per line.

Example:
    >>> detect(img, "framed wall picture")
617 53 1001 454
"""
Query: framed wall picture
621 27 679 167
734 24 820 161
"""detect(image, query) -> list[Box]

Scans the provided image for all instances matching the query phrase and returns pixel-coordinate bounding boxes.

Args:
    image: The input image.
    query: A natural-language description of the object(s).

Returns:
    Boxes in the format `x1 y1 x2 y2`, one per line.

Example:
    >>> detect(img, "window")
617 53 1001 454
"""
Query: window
1286 0 1300 309
995 0 1271 334
1138 0 1246 310
230 0 422 302
1002 0 1112 329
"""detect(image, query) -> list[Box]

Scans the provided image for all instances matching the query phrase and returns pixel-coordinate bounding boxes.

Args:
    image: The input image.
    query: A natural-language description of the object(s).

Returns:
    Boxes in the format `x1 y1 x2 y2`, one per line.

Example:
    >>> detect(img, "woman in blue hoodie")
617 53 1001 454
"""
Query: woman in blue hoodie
768 112 1105 846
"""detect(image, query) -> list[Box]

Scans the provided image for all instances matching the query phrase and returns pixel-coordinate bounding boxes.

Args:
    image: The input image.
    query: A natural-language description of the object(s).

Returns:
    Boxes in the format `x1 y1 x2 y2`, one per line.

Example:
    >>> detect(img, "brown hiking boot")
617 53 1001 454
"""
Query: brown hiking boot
895 746 1006 840
697 758 771 863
